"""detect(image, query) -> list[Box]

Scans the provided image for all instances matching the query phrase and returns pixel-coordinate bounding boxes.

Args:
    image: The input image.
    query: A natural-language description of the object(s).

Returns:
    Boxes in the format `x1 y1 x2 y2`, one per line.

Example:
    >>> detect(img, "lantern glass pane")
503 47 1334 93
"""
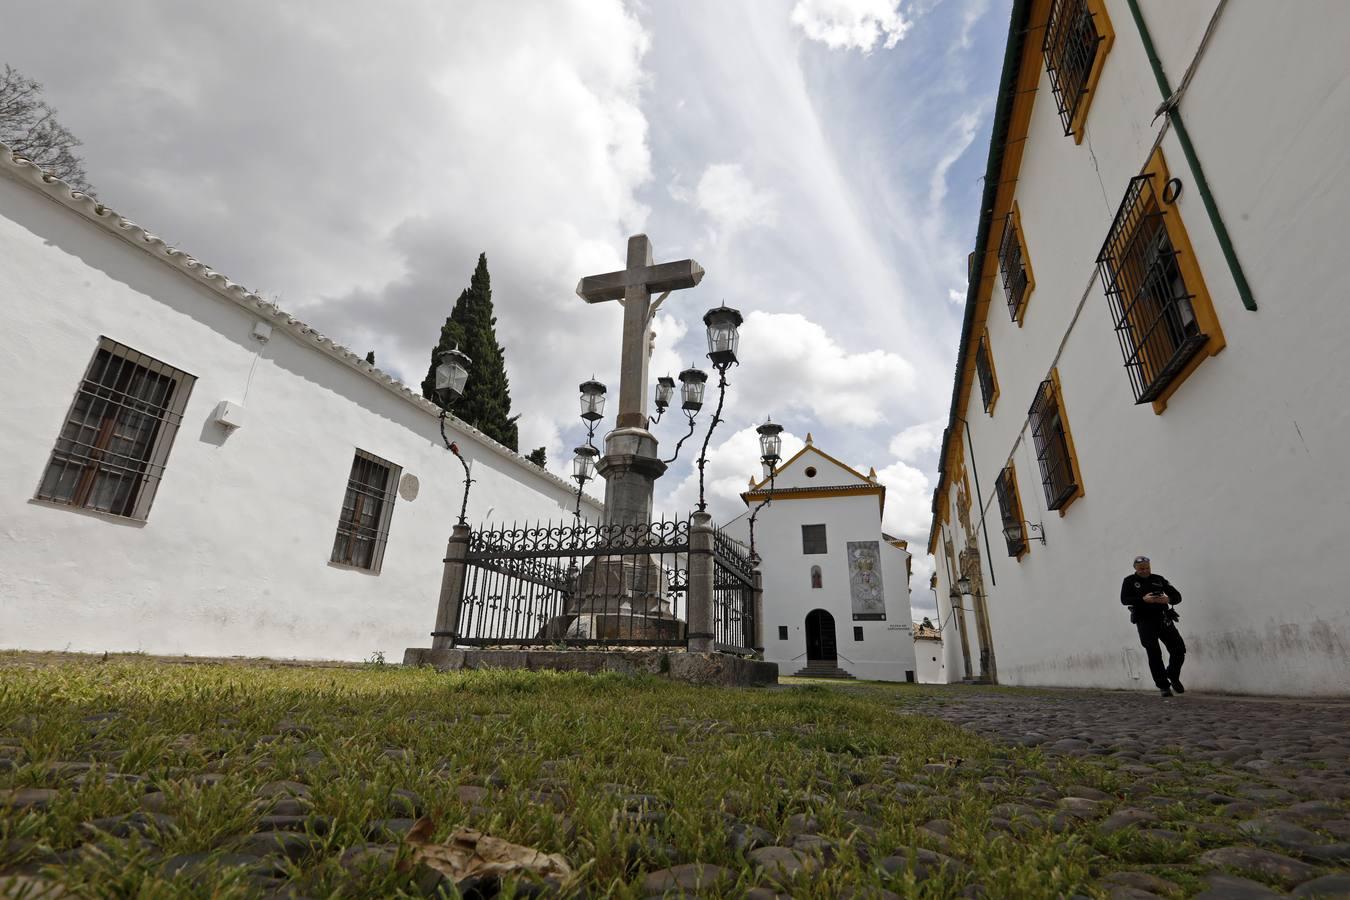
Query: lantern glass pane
436 361 468 398
760 432 781 460
580 392 605 417
655 379 674 407
682 379 705 407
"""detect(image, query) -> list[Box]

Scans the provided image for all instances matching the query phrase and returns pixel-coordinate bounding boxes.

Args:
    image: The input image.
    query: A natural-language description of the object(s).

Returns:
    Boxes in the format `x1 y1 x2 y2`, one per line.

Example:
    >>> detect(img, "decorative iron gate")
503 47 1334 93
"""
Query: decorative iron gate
712 527 756 655
458 519 689 648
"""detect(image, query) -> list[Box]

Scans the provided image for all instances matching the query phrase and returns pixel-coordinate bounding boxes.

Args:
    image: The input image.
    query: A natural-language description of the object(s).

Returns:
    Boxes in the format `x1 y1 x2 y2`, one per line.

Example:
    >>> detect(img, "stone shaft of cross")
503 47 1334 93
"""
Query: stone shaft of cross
576 235 703 526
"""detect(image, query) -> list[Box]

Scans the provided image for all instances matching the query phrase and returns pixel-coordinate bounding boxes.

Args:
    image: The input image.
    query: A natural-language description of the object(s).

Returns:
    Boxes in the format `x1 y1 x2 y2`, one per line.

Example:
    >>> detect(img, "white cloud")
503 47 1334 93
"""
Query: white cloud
948 287 966 305
928 110 982 210
694 163 776 234
733 311 918 429
889 418 945 463
790 0 912 52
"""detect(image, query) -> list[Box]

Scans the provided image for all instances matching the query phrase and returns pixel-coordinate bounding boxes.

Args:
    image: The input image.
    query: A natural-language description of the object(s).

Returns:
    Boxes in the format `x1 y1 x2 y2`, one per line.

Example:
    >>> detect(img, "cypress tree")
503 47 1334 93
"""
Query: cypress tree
421 253 520 450
525 447 547 468
365 351 375 365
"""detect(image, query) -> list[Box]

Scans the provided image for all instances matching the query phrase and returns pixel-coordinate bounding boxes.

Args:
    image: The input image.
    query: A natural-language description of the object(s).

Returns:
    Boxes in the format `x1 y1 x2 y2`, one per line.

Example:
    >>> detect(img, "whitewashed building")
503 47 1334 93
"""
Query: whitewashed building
913 618 945 684
0 144 600 662
727 437 918 682
928 1 1350 696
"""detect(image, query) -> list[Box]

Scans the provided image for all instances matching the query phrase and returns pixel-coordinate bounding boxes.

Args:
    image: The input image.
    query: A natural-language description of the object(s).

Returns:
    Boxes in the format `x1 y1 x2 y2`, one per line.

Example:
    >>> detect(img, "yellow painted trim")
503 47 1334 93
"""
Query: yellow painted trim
748 443 873 492
1005 460 1030 562
1139 146 1227 415
1069 0 1115 144
1010 202 1036 326
740 484 885 517
1048 368 1085 515
978 327 1001 415
935 0 1050 545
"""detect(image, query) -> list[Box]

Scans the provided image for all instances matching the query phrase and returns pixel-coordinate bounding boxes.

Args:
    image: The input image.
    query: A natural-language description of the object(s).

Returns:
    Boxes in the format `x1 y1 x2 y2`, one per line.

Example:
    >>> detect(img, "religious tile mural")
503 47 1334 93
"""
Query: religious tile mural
847 540 886 621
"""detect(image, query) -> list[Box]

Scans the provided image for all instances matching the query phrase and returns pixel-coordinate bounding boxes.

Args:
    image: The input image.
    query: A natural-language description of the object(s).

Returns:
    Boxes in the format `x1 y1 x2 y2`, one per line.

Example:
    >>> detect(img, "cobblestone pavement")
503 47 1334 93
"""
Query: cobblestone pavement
904 686 1350 898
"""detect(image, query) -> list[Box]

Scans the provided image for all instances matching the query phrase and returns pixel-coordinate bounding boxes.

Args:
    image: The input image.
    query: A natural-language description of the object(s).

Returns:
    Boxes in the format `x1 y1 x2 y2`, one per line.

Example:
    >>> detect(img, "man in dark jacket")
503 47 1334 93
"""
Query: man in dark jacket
1121 555 1185 697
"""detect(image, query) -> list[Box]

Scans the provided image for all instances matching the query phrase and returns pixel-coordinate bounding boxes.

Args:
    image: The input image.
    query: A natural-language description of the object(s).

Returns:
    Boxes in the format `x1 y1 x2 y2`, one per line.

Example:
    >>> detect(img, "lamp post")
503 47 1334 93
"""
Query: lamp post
572 379 607 522
660 367 707 464
571 445 599 521
746 418 783 563
694 304 744 511
433 346 474 526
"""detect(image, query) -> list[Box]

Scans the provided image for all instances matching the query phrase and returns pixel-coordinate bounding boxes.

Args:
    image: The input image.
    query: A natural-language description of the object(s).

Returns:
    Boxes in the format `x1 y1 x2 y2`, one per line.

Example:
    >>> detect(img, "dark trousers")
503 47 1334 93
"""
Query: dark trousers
1137 618 1186 690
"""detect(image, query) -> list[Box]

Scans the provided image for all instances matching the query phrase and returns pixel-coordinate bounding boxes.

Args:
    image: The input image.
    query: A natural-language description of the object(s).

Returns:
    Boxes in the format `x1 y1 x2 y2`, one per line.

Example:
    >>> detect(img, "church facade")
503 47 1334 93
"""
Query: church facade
927 1 1350 695
0 144 599 662
730 438 918 682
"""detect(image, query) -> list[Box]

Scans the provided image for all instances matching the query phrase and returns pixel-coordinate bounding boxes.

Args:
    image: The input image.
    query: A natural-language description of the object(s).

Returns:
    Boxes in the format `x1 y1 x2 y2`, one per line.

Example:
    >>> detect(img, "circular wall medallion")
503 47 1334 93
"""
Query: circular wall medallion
804 466 817 478
398 472 420 501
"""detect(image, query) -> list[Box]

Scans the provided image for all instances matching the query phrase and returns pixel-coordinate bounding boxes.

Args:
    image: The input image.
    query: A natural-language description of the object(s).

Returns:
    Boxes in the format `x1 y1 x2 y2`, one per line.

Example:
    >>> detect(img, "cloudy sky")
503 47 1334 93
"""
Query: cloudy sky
3 0 1006 617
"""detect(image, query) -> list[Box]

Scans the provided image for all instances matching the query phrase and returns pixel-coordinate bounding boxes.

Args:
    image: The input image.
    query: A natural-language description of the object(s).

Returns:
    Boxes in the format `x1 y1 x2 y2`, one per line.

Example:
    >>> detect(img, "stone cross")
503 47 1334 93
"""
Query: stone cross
577 234 704 430
576 235 703 525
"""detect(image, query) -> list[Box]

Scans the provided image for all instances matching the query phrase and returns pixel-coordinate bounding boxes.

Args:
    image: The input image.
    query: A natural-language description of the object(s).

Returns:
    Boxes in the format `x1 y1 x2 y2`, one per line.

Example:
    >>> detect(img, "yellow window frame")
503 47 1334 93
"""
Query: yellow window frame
1048 368 1084 515
975 327 1001 414
1139 147 1226 414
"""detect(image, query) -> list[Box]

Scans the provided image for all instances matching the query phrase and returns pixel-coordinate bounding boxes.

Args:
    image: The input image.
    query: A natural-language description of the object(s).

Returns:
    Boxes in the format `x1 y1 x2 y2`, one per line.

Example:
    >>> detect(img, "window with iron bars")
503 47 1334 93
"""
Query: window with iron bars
330 450 401 573
975 331 999 413
35 338 195 521
1097 171 1211 405
999 210 1033 322
1042 0 1113 140
1028 375 1081 511
994 464 1027 558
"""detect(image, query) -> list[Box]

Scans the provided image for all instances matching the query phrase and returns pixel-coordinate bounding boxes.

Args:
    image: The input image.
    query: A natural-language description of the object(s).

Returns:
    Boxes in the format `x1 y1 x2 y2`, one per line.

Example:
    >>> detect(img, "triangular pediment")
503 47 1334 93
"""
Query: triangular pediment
751 442 874 492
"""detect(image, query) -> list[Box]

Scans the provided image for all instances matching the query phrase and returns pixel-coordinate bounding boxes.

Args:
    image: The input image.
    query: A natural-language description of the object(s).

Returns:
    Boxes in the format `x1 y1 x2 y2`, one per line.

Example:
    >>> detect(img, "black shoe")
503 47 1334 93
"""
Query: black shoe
1160 687 1173 698
1170 679 1185 694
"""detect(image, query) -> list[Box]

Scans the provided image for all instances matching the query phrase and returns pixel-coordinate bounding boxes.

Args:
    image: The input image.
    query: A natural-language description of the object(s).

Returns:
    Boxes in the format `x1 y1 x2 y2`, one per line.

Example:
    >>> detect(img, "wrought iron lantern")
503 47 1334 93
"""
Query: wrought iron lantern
703 304 744 369
434 346 471 406
679 367 708 411
572 444 599 483
757 418 783 466
579 379 607 422
654 375 676 417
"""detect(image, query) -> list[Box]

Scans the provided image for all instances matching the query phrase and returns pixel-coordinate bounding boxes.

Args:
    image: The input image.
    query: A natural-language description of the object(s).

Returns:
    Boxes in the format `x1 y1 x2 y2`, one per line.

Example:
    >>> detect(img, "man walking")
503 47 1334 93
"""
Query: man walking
1120 555 1185 697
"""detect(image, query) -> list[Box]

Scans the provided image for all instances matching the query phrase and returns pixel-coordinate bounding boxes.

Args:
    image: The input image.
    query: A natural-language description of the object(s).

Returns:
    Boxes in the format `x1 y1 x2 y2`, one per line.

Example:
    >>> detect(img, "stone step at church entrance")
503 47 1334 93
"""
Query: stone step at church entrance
791 663 857 680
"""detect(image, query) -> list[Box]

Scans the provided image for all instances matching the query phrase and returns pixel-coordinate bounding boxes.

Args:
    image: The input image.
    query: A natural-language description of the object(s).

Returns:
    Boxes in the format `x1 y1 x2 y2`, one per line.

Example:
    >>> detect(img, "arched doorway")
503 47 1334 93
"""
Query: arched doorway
805 609 837 664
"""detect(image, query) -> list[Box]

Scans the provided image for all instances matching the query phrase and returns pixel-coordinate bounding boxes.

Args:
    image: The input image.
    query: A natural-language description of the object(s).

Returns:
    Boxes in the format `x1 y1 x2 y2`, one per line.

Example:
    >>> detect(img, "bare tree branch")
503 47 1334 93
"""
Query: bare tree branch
0 64 94 194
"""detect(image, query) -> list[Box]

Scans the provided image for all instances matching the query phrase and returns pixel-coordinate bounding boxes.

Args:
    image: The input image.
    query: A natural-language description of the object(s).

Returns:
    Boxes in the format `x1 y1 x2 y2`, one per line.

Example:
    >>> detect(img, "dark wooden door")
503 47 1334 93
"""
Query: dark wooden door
805 609 837 663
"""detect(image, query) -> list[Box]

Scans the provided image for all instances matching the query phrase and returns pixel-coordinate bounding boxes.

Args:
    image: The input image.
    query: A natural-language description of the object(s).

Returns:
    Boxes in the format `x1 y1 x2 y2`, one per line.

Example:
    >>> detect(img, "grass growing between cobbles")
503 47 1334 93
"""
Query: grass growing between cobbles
0 661 1328 898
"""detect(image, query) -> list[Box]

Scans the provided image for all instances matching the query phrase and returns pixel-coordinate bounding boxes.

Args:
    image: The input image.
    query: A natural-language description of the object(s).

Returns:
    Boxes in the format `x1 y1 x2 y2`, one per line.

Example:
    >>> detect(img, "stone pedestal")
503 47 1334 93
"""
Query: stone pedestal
539 552 684 643
597 427 667 528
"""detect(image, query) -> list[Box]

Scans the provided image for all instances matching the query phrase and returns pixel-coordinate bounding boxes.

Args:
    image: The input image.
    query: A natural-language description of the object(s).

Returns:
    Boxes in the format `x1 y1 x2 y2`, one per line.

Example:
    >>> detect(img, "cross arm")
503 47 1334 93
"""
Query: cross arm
576 259 705 303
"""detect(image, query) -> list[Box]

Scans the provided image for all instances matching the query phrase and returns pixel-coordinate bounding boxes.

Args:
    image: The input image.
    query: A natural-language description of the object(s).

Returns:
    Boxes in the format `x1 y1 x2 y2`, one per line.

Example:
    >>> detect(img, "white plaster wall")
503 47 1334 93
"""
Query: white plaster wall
934 1 1350 696
0 172 600 661
914 638 944 684
755 493 917 682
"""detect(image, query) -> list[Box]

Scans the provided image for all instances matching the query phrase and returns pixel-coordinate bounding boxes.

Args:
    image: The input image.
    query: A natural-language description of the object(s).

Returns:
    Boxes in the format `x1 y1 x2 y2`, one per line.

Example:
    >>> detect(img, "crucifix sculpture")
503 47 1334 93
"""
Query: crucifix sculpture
577 234 704 527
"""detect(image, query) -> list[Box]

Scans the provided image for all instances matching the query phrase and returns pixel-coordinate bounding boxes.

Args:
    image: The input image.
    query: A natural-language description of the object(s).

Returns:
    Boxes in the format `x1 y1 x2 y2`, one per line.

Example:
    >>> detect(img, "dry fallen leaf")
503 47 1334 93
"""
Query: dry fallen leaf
405 817 572 885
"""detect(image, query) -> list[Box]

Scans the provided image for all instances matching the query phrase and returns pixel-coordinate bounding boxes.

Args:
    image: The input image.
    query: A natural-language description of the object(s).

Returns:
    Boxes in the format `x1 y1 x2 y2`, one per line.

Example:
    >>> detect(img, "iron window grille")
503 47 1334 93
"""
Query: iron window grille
801 524 828 555
1028 379 1078 511
35 338 195 520
1043 0 1106 137
975 334 997 412
778 625 789 640
331 449 401 573
999 213 1031 321
1097 173 1209 403
994 465 1027 557
853 626 864 642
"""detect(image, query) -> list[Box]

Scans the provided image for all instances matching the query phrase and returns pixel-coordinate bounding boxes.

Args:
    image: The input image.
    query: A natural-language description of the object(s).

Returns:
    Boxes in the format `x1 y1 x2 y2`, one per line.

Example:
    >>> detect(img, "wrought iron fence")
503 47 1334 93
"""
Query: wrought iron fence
458 519 689 648
713 526 757 655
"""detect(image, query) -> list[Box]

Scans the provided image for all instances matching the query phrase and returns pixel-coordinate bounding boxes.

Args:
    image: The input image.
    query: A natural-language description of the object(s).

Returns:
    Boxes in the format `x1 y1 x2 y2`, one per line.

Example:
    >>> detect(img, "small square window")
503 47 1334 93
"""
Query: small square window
853 626 864 641
801 524 827 555
777 625 789 641
331 449 401 573
36 338 195 521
